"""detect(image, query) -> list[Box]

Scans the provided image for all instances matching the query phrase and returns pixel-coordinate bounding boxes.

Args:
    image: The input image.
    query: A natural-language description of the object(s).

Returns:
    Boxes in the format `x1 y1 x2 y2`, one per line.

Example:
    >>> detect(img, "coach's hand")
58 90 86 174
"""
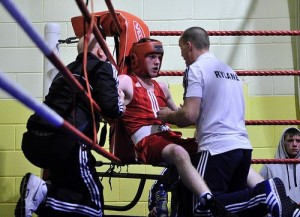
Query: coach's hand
157 107 172 123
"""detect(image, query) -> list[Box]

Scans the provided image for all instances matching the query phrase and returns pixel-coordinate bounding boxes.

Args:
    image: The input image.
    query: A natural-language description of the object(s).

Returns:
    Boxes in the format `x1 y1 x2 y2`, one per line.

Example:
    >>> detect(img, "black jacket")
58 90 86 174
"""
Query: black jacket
27 52 123 135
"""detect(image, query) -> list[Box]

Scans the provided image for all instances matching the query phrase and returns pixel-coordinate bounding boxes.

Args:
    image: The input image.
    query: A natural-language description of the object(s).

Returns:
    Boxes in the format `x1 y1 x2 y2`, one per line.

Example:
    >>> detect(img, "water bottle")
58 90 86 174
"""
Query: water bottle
156 184 168 217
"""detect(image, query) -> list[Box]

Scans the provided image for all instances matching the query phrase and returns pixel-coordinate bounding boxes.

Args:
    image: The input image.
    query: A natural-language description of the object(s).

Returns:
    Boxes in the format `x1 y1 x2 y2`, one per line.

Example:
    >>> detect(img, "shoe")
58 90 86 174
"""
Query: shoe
195 193 238 217
15 173 47 217
265 177 300 217
289 197 300 217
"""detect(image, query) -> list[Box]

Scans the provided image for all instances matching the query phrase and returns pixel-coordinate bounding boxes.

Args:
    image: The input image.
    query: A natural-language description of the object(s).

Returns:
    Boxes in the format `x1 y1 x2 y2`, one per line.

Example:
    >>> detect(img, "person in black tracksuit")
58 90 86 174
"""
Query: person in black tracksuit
20 34 124 217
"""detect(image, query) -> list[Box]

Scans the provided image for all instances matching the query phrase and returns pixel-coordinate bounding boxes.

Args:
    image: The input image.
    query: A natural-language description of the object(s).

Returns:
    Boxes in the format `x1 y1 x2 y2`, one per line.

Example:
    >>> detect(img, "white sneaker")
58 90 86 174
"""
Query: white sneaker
15 173 47 217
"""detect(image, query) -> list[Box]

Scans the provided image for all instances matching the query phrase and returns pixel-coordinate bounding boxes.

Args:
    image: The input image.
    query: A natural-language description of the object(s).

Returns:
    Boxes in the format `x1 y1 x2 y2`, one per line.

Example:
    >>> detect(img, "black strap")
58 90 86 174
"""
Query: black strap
114 36 120 64
98 122 107 147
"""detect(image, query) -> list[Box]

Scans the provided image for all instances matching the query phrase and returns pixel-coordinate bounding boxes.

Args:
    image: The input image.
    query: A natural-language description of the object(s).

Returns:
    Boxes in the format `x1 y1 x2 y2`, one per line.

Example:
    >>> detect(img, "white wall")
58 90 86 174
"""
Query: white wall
0 0 298 98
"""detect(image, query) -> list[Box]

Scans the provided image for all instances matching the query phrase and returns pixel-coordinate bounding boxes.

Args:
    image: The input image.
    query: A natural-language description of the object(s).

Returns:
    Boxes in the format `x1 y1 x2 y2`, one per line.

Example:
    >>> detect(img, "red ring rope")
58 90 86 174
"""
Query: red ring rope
251 158 300 164
151 30 300 36
160 70 300 76
246 120 300 125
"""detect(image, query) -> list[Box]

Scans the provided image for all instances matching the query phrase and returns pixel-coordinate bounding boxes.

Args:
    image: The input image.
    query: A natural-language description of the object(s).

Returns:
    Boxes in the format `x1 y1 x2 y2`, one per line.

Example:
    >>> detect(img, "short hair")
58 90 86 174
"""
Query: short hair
284 127 300 140
180 26 210 50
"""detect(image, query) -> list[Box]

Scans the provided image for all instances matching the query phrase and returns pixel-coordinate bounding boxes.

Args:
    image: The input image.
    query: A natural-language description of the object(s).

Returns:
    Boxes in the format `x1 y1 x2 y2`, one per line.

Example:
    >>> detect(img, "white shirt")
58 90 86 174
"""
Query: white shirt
184 52 252 155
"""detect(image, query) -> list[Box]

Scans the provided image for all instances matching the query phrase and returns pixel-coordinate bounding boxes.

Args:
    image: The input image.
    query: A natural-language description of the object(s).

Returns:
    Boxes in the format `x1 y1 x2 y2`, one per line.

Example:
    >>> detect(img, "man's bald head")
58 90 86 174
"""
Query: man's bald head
77 34 98 54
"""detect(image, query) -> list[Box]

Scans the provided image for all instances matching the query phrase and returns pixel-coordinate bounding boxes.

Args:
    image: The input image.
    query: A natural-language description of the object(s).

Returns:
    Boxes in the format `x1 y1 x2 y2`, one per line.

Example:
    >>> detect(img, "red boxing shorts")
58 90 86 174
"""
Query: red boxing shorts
135 130 198 165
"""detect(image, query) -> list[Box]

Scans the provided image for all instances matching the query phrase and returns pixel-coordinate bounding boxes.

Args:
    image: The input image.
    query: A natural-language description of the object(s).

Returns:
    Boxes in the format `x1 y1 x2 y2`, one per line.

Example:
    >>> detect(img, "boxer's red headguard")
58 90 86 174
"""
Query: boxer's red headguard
129 39 164 77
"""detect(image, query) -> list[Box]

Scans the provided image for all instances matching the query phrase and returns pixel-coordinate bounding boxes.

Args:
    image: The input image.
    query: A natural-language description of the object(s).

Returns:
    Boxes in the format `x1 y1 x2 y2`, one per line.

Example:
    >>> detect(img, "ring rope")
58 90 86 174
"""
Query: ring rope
246 120 300 125
151 30 300 36
251 158 300 164
160 70 300 76
0 0 126 163
82 8 99 149
0 70 122 164
2 0 299 166
0 0 103 116
75 0 118 70
104 0 122 34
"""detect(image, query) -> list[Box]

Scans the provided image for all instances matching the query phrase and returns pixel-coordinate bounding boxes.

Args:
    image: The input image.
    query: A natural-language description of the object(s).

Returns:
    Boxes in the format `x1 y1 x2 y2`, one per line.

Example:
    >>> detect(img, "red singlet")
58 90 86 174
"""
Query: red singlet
122 75 197 164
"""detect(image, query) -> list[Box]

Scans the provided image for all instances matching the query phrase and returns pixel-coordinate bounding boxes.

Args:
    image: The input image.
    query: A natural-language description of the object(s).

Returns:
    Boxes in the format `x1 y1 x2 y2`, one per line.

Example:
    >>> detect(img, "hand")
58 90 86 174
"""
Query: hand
118 89 126 113
157 107 172 123
118 89 125 104
148 207 157 217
